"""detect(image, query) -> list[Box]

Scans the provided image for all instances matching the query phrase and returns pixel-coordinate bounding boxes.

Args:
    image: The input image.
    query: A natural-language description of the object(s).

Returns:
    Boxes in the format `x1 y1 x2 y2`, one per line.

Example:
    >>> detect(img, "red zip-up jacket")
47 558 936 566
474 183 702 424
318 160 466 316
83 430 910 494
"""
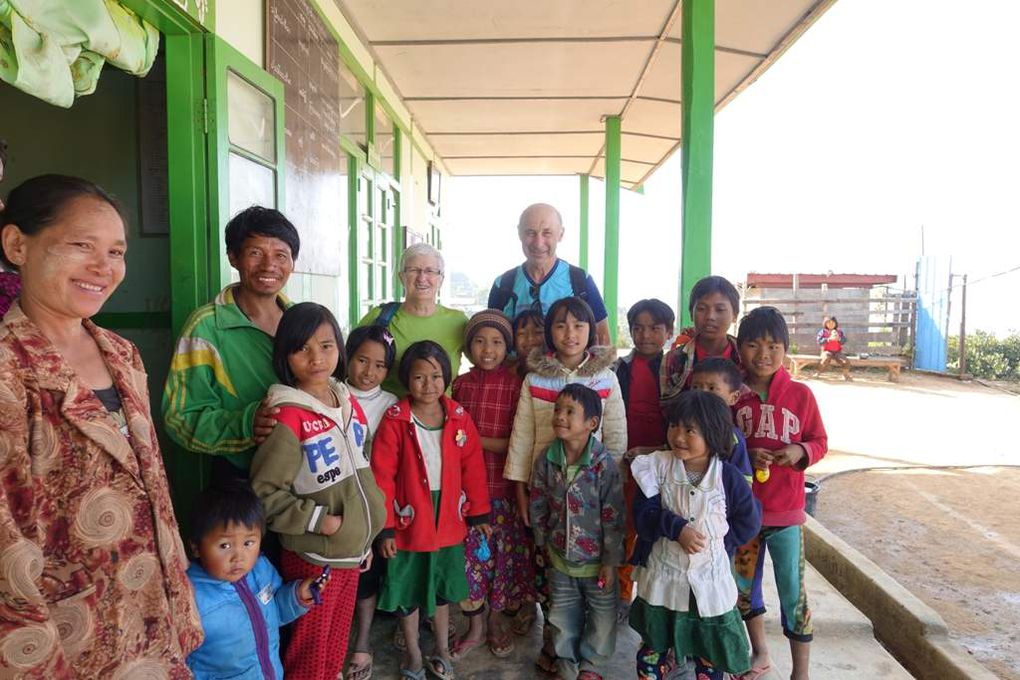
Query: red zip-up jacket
371 395 491 552
733 366 827 526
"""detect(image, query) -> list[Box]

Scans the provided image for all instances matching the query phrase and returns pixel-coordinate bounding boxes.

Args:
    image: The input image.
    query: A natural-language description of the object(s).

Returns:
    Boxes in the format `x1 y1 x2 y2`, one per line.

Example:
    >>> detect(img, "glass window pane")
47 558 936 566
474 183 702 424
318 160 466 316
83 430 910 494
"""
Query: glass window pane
339 65 367 148
374 102 394 177
376 225 387 261
360 263 371 301
228 152 275 216
359 217 371 259
227 70 276 162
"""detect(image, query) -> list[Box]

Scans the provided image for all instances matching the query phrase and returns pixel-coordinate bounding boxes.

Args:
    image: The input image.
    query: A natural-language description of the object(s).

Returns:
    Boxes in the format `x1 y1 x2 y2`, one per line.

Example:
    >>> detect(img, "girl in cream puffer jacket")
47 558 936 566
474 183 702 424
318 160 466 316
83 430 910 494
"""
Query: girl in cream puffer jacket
504 344 627 485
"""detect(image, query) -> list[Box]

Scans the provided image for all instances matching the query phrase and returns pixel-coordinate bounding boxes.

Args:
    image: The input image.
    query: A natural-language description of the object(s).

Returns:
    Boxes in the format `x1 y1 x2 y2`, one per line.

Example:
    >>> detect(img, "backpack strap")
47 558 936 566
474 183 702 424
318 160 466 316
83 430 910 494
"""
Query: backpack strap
373 301 401 329
489 267 519 315
568 264 589 300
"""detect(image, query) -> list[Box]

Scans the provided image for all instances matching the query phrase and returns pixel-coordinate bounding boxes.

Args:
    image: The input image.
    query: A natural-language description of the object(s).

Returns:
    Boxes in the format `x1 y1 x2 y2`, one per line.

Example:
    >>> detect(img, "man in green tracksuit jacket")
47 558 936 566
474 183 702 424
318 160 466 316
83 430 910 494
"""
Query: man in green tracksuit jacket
162 206 300 476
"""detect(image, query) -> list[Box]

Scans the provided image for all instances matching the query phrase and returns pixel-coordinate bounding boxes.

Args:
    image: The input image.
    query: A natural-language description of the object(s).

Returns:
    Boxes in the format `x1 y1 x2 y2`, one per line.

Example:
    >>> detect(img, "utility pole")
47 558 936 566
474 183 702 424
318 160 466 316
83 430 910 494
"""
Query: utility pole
958 273 968 378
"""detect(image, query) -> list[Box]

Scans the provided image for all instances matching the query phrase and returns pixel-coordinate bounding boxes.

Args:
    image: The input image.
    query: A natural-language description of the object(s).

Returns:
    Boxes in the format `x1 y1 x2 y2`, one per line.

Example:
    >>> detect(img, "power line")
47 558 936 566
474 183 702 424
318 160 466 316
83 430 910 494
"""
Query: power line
949 264 1020 290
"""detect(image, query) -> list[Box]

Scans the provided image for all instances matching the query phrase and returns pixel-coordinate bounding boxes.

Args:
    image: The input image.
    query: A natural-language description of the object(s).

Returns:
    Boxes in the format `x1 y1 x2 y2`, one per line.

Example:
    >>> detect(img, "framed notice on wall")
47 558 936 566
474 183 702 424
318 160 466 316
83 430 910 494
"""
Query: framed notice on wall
266 0 343 276
427 161 441 206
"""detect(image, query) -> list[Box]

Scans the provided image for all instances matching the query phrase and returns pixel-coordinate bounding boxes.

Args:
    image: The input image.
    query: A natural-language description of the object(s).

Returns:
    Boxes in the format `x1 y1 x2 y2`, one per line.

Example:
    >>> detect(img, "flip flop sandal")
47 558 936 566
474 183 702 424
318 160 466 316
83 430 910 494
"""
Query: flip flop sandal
346 651 373 680
450 636 484 661
510 606 536 636
737 664 774 680
399 667 426 680
487 630 515 658
425 655 456 680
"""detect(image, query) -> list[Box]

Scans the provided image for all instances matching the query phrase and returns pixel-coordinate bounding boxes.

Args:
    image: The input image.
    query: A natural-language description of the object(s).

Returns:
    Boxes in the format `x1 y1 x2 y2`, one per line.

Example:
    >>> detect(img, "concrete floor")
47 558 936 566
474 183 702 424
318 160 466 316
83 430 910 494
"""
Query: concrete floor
354 557 912 679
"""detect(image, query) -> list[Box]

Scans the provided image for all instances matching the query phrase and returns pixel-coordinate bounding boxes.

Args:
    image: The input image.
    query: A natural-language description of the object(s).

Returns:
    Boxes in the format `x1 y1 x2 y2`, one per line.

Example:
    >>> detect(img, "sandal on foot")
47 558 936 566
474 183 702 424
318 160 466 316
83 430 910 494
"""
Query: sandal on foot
487 630 515 658
510 606 536 636
425 655 456 680
450 636 484 661
737 664 773 680
399 667 425 680
346 652 373 680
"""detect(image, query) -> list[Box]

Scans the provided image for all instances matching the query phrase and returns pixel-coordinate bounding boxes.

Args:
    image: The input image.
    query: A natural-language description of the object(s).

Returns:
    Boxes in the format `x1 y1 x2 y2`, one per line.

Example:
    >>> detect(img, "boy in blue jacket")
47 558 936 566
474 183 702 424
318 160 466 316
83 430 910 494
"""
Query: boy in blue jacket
186 481 323 679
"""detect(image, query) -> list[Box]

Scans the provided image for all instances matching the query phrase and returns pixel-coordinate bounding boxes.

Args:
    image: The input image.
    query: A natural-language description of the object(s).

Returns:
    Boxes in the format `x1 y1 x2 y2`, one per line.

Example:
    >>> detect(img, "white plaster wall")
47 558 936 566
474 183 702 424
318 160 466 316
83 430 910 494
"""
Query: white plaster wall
217 0 265 67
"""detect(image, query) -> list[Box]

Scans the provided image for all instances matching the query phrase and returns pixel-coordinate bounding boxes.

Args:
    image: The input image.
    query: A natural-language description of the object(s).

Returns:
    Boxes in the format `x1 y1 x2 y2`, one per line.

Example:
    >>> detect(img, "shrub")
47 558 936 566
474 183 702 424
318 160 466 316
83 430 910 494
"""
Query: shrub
947 331 1020 381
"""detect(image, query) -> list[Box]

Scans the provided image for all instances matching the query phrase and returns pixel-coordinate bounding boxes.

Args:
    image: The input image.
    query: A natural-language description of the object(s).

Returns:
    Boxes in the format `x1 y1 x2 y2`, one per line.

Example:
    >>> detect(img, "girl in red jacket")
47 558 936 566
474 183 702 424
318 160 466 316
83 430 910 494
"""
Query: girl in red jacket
371 341 491 680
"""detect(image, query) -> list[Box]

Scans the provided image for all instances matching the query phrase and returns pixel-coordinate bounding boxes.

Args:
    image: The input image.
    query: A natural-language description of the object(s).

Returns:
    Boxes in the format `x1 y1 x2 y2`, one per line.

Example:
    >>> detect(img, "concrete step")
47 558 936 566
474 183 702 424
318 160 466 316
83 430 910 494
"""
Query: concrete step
363 557 914 679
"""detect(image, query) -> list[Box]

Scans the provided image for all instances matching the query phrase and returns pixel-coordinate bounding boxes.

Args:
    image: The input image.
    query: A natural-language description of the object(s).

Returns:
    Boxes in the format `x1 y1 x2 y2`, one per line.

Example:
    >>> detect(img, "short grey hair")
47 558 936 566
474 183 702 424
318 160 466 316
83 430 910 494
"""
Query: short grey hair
399 242 445 273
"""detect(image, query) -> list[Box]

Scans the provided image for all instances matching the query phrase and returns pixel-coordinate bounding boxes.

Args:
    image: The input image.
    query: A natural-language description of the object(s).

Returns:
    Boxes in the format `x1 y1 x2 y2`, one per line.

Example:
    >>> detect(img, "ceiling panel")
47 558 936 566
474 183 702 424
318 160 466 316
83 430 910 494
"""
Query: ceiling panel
339 0 677 41
621 98 682 139
374 41 653 98
667 0 819 54
443 157 594 176
333 0 833 180
406 98 626 134
430 132 604 158
637 43 762 103
621 133 679 163
590 158 654 185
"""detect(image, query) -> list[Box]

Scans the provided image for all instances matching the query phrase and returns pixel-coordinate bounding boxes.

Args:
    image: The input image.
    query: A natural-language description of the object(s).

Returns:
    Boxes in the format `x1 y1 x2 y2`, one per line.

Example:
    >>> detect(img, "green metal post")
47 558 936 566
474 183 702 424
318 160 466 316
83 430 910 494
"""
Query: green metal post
679 0 715 327
603 116 621 345
578 174 590 270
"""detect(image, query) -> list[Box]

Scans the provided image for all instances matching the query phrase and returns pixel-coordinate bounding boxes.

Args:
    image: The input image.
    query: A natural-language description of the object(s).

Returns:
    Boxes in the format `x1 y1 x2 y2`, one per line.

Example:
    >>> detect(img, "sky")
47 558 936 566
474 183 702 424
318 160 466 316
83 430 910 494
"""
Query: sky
443 0 1020 335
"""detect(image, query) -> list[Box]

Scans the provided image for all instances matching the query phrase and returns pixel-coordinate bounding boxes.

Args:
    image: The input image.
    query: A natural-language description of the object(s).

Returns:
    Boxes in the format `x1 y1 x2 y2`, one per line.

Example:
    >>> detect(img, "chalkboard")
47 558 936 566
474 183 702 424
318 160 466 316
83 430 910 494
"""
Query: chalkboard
266 0 343 276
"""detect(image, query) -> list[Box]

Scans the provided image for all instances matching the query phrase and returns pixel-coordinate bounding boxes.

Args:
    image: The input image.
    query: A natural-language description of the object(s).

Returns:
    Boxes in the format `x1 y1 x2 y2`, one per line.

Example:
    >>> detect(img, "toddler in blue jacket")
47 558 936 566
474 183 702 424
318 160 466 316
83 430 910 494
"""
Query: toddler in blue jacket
186 481 325 679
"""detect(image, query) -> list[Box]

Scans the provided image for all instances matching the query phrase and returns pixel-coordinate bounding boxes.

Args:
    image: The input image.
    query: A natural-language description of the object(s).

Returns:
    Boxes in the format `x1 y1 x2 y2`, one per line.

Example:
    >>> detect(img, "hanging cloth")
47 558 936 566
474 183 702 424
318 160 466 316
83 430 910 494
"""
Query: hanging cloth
0 0 159 108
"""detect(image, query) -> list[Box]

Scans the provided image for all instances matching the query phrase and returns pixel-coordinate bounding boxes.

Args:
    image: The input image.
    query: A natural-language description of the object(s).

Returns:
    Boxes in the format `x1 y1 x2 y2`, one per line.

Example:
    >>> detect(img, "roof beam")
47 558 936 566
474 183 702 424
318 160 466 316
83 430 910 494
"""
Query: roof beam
428 130 679 141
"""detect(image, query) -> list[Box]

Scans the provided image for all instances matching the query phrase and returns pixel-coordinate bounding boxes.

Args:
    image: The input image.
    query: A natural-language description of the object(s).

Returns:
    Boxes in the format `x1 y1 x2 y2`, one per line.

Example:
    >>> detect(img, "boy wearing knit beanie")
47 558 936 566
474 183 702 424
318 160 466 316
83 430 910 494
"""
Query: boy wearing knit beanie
450 310 535 659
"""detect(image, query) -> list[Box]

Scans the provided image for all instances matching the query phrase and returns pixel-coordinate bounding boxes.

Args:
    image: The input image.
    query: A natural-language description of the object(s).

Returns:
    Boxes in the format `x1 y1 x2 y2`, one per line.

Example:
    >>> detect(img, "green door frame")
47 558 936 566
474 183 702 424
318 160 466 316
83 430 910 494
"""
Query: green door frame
205 35 287 290
679 0 715 327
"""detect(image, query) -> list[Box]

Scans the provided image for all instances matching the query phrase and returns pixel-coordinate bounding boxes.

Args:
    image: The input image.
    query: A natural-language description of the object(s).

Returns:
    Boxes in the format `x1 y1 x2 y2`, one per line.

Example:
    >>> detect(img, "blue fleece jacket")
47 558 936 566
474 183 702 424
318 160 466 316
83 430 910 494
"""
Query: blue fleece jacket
187 556 309 680
629 460 761 567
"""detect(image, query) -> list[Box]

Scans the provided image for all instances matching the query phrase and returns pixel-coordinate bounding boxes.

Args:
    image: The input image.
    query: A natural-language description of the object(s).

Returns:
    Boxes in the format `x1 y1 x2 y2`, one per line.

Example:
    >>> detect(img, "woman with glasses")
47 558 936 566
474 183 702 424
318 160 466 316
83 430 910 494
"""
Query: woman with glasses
357 243 467 396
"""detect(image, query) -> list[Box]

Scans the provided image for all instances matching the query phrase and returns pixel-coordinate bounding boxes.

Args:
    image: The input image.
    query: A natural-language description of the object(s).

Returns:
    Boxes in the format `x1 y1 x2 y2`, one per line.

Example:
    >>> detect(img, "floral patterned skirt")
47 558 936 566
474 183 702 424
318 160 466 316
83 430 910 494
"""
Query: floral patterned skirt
463 498 536 611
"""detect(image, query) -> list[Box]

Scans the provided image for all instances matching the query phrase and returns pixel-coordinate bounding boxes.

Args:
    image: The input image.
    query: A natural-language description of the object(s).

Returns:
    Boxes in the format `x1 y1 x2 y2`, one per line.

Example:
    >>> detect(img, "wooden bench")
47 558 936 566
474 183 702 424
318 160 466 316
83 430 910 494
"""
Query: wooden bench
786 354 905 382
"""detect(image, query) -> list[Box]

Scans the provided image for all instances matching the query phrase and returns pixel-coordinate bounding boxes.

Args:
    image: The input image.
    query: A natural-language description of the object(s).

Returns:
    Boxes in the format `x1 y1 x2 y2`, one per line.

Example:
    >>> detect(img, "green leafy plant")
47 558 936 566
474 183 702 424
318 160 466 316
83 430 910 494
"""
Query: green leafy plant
947 331 1020 381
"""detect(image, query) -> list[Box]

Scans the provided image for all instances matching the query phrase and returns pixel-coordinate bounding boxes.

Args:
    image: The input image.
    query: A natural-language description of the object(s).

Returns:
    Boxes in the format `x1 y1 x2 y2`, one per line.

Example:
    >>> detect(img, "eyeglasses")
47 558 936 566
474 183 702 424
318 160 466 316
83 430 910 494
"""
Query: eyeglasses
402 267 443 278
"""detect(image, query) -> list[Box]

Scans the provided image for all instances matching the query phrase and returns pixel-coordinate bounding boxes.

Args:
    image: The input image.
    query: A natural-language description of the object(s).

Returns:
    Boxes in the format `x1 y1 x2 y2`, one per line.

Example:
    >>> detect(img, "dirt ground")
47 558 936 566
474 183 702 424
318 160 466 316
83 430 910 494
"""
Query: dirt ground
804 370 1020 680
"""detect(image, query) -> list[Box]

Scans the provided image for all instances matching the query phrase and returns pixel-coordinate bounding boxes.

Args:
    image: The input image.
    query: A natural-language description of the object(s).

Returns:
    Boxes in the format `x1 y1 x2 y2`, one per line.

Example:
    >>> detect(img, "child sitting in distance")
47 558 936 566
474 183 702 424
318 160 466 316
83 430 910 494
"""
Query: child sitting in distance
530 384 625 680
815 316 851 380
733 307 828 680
186 480 321 679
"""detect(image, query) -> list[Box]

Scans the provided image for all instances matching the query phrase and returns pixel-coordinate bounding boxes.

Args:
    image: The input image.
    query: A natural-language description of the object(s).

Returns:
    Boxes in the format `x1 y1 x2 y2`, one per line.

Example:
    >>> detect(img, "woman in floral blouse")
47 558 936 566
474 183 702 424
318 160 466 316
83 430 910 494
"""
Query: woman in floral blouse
0 175 202 677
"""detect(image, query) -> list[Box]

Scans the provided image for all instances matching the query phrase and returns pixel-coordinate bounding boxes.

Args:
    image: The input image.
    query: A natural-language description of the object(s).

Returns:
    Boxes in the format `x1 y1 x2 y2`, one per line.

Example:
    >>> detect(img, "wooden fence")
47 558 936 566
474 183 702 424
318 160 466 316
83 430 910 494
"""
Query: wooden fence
742 285 917 360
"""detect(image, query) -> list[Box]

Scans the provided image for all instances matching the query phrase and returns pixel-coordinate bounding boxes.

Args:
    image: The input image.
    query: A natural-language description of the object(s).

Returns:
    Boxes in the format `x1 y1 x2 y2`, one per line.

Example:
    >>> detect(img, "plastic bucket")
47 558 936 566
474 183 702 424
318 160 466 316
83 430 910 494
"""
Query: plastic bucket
804 481 820 516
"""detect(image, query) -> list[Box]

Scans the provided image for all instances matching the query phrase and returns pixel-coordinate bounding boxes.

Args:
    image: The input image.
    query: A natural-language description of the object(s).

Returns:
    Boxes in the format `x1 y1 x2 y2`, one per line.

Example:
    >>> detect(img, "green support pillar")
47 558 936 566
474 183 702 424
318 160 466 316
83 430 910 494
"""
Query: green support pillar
579 174 590 270
679 0 715 326
603 116 621 345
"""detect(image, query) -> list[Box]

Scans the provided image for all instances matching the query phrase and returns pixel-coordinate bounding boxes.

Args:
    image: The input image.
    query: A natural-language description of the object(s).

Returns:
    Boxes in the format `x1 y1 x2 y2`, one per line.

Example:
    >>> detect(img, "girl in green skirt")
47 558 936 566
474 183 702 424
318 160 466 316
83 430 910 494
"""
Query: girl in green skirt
371 341 492 680
628 390 761 679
